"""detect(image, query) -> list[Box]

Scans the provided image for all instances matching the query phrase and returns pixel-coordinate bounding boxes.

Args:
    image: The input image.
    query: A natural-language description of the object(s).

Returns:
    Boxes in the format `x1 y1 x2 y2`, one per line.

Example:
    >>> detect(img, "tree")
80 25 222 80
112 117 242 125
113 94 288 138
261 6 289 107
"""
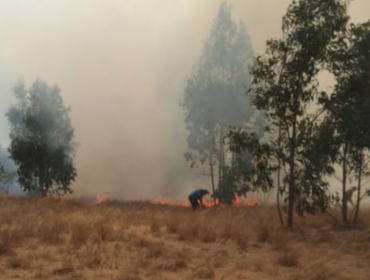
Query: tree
7 80 77 196
0 166 17 194
321 20 370 225
230 0 349 228
0 144 17 193
182 2 260 202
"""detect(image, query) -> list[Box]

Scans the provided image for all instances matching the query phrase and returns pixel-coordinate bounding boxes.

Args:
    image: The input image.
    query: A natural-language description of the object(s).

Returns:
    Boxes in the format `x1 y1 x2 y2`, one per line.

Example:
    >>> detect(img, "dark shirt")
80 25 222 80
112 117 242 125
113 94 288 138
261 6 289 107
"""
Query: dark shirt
189 189 208 199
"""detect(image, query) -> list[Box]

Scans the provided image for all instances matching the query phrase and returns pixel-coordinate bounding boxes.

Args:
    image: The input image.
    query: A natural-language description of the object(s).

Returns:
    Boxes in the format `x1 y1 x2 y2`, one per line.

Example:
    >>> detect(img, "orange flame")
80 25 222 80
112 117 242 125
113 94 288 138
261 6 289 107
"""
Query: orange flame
233 194 259 207
245 197 259 207
152 196 221 208
202 198 219 207
151 194 258 208
96 195 107 204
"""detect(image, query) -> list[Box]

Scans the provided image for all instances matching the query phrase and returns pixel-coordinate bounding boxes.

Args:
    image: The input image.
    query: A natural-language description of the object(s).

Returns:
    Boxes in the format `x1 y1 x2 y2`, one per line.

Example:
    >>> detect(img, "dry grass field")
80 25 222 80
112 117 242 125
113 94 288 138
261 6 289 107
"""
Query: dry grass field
0 194 370 280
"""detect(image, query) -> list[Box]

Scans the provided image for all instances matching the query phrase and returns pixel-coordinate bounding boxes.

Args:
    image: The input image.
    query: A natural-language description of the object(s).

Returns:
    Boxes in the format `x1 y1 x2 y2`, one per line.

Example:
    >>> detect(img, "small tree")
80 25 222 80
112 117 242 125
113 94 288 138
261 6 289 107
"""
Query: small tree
0 144 18 193
7 80 77 196
0 166 16 194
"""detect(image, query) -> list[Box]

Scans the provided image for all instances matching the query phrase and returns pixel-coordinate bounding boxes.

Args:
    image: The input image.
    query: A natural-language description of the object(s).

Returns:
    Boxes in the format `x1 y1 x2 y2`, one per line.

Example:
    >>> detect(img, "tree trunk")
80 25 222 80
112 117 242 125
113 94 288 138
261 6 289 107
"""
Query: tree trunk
218 146 222 185
231 151 235 170
287 121 297 228
277 126 284 227
38 165 46 196
218 131 224 184
209 149 216 206
277 176 284 227
342 143 349 225
353 151 363 225
41 159 50 197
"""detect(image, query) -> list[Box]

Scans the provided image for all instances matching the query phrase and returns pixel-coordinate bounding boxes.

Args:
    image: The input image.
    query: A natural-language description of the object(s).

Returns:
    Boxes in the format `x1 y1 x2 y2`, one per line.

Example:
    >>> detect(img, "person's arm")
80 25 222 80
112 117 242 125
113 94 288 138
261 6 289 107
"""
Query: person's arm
199 196 205 208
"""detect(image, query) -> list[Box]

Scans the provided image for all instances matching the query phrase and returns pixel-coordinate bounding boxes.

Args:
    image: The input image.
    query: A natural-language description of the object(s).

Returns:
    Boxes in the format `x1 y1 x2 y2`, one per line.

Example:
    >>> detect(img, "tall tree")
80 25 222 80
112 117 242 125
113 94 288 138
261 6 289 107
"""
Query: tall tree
182 2 259 201
231 0 349 227
7 80 77 196
321 20 370 225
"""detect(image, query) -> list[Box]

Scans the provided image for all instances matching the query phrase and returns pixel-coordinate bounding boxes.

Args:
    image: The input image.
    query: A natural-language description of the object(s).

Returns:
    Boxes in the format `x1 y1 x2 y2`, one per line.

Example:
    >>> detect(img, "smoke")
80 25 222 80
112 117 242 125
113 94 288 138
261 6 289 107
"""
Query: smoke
0 0 369 200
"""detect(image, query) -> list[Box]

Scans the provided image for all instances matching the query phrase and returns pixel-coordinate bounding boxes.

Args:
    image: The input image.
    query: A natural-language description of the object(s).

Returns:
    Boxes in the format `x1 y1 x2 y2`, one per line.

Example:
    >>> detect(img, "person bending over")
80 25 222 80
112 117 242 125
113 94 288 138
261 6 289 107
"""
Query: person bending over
188 189 210 210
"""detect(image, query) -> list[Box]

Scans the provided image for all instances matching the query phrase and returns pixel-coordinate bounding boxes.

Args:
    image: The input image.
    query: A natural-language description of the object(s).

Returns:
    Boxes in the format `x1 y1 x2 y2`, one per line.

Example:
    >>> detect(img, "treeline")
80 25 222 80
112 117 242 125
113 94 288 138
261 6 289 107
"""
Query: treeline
182 0 370 228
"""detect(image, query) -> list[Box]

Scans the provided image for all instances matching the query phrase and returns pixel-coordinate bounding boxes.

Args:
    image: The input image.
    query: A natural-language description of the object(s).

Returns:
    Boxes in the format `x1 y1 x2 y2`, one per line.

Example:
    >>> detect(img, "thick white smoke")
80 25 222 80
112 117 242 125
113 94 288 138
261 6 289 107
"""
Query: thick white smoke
0 0 369 200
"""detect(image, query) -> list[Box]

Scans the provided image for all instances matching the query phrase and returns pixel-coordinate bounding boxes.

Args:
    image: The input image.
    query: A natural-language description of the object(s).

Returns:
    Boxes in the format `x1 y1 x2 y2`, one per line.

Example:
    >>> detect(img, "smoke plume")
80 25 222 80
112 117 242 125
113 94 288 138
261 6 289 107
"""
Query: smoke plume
0 0 369 200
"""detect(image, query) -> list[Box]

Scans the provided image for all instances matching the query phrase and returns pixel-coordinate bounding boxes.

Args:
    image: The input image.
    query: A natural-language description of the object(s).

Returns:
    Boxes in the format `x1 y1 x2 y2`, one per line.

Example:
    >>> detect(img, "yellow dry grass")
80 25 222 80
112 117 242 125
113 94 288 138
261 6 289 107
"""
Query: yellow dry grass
0 194 369 280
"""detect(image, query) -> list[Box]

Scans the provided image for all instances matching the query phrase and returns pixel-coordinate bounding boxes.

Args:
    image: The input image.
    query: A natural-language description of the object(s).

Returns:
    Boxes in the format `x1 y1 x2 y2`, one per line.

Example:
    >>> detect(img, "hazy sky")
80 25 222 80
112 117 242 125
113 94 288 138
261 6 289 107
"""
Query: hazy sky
0 0 369 200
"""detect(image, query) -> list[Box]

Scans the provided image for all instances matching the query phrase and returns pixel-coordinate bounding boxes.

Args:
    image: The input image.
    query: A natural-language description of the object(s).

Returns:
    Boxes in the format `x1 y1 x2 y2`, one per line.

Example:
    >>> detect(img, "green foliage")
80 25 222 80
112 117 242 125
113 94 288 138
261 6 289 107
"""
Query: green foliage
182 2 265 204
213 166 237 205
324 21 370 150
182 2 258 168
0 144 18 193
7 80 77 196
320 20 370 224
228 129 276 193
0 165 16 193
231 0 349 227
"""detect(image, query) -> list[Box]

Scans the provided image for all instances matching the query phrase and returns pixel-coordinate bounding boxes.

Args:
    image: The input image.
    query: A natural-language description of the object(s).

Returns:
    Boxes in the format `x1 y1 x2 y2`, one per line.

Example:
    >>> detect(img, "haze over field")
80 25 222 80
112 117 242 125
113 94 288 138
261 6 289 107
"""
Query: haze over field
0 0 369 200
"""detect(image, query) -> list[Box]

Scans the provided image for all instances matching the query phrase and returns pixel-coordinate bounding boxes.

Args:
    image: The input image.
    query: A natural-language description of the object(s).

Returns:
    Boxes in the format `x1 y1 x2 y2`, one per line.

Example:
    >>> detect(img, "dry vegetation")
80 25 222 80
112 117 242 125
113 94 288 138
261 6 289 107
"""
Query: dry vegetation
0 194 369 280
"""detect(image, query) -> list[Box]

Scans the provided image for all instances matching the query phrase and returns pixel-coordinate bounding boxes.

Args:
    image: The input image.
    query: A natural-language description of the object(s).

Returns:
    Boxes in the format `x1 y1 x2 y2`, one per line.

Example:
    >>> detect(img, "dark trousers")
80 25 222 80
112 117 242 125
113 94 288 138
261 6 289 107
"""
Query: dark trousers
188 195 199 210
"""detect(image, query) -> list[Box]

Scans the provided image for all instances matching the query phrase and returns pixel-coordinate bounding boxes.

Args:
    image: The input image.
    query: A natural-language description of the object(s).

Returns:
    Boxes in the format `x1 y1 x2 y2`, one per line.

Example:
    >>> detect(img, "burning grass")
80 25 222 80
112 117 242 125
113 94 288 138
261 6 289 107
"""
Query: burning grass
0 194 369 280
